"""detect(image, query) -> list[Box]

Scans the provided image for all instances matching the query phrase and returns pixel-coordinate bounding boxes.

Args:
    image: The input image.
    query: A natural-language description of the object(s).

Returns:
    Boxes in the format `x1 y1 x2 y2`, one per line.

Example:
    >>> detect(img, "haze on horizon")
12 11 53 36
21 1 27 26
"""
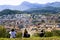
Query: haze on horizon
0 0 60 5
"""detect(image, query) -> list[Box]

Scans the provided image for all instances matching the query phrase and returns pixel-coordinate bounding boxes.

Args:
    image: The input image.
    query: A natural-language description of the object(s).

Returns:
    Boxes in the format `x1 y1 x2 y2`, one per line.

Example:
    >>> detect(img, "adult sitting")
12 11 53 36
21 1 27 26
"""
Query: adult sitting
23 29 30 38
40 30 45 37
9 29 16 38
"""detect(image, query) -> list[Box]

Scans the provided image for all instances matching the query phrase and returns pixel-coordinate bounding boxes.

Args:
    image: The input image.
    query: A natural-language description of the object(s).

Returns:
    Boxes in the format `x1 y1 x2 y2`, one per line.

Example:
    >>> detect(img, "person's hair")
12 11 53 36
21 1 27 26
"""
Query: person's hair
11 29 15 32
24 29 28 33
41 30 43 32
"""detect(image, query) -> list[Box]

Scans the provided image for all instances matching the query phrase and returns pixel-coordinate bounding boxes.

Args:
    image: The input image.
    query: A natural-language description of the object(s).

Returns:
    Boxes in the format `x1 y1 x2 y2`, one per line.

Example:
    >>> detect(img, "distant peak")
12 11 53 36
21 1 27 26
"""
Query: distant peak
21 1 30 4
53 1 60 3
20 1 32 6
50 2 60 4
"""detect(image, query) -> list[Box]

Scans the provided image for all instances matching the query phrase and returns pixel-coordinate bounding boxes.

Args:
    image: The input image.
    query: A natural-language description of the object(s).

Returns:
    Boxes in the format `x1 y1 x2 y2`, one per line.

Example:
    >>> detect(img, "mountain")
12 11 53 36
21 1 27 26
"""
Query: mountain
19 1 44 11
0 1 60 11
25 6 60 14
46 2 60 7
24 2 60 14
0 1 44 11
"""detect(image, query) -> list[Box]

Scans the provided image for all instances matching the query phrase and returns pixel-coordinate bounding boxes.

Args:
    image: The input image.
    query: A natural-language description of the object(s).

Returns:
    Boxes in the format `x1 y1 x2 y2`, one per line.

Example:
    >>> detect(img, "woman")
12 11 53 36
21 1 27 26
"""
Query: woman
24 29 30 38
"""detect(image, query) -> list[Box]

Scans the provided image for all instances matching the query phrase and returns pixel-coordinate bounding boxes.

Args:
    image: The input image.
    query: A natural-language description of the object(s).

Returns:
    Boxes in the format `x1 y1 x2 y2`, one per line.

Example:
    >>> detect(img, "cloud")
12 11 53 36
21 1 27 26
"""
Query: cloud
0 0 23 5
0 0 60 5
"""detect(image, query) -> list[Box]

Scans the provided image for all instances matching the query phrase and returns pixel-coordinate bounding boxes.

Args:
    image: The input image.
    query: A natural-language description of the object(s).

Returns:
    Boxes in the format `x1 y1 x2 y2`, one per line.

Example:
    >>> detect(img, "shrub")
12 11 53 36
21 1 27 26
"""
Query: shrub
0 25 7 38
33 33 40 37
44 30 60 37
16 32 22 38
0 25 10 38
44 32 53 37
4 32 10 38
52 30 60 36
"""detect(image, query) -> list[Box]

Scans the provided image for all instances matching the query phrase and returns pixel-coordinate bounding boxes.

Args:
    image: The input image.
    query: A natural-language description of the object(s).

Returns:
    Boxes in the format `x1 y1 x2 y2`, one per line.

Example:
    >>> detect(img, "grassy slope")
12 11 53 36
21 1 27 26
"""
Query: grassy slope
0 37 60 40
23 37 60 40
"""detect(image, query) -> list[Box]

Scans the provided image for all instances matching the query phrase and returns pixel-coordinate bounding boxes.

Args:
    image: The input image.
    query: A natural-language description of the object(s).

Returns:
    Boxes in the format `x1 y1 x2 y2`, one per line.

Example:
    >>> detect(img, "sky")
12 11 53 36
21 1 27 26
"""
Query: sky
0 0 60 5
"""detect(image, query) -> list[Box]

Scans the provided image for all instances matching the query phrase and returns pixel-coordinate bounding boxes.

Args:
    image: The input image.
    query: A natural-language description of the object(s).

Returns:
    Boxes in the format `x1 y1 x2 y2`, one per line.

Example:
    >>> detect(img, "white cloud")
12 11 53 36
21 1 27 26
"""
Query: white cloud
0 0 23 5
0 0 60 5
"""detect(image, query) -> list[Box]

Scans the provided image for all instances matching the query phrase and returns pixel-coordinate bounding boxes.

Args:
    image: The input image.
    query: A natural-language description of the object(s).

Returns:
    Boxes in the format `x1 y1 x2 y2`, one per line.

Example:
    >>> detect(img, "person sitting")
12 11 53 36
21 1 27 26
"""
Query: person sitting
9 29 16 38
23 29 30 38
40 30 45 37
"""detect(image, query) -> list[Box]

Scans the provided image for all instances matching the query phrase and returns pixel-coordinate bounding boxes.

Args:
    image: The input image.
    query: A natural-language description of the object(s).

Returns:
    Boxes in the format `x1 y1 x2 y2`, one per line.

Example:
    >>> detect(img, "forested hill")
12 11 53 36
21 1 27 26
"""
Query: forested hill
0 6 60 16
0 9 23 16
25 6 60 14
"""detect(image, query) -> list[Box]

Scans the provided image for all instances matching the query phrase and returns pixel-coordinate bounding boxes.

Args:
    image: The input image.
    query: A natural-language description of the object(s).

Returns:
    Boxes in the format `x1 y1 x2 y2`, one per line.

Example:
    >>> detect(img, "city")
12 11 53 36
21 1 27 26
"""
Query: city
0 14 60 35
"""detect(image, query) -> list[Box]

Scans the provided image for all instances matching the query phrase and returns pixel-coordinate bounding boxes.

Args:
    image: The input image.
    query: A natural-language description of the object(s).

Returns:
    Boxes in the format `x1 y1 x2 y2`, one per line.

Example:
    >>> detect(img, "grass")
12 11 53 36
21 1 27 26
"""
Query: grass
23 37 60 40
0 36 60 40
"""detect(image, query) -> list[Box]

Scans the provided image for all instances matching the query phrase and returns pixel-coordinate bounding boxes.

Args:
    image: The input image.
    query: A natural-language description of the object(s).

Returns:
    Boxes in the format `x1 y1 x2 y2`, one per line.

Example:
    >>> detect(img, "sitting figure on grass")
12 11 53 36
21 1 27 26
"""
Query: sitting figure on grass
23 29 30 38
40 30 45 37
9 29 16 38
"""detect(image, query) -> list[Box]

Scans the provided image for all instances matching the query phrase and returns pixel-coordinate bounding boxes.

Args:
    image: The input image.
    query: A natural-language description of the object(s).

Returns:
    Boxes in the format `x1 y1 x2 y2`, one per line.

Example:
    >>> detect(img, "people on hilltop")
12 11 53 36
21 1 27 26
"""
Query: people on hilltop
9 29 16 38
9 28 45 38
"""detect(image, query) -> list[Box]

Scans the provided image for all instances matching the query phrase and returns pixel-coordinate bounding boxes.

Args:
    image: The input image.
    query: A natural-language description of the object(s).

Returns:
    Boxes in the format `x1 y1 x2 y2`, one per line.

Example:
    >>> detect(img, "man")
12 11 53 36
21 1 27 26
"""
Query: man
9 29 16 38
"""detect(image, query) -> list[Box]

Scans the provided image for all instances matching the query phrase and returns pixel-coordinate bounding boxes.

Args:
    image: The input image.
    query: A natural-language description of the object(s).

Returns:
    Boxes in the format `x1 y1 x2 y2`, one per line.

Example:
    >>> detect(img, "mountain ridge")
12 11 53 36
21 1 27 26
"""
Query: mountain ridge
0 1 60 11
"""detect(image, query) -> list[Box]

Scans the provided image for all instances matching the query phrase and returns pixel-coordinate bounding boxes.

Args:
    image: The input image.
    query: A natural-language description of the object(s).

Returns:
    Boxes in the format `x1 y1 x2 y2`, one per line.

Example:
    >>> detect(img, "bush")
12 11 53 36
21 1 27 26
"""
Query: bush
0 25 7 38
16 32 22 38
44 30 60 37
52 30 60 36
4 32 10 38
0 25 10 38
44 32 53 37
33 33 40 37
